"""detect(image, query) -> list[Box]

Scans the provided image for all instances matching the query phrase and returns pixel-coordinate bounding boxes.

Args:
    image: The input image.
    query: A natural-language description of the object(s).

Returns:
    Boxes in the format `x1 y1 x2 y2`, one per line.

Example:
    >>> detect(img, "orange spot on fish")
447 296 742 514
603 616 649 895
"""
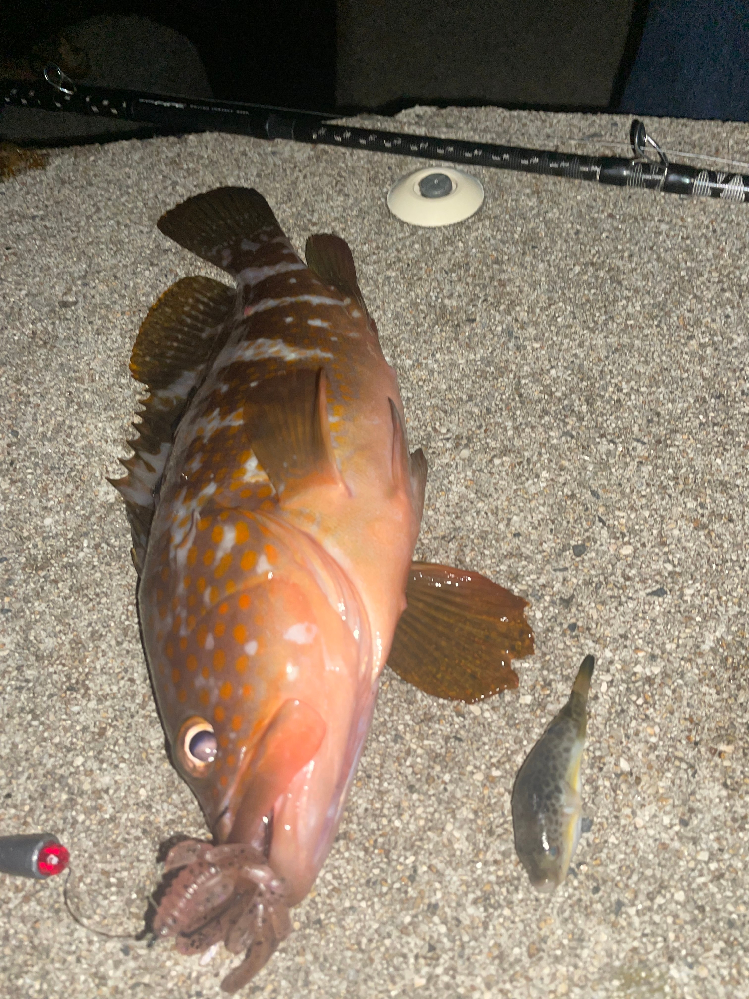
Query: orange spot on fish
215 622 226 638
219 510 230 521
199 690 210 706
214 554 232 578
208 586 219 603
179 637 188 651
171 668 180 684
260 499 274 511
231 714 242 731
197 517 210 530
215 705 226 722
233 624 247 643
187 594 196 608
254 613 265 627
186 614 196 629
240 550 257 572
235 654 248 674
203 549 214 566
264 544 278 563
219 734 229 748
172 596 180 610
240 489 253 498
225 579 237 595
178 689 187 703
242 684 254 699
239 450 252 463
202 666 210 679
197 577 206 593
258 485 273 499
187 547 197 567
239 593 251 610
235 521 250 544
183 576 191 590
186 654 197 670
219 774 228 787
158 604 167 620
214 649 226 669
227 754 236 767
220 681 232 699
212 525 224 544
160 566 169 581
218 602 229 615
165 642 174 659
196 625 208 647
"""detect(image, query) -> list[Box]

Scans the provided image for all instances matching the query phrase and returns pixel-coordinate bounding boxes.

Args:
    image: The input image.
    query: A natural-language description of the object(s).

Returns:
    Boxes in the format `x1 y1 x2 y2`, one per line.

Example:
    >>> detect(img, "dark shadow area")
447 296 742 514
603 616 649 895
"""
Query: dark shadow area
608 0 651 108
1 0 338 111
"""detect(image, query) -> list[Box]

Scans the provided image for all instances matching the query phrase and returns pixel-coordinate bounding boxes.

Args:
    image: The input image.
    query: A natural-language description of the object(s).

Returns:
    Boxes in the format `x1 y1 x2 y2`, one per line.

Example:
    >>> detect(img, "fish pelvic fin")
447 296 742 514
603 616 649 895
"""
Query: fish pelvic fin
305 233 376 332
409 447 428 523
387 563 535 702
109 275 234 573
244 367 347 503
157 187 286 275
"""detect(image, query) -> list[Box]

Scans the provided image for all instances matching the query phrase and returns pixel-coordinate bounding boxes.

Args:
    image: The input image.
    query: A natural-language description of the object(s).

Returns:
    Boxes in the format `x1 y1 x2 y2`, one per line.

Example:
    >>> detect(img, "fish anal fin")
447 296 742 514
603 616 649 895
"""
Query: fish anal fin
387 562 535 702
110 276 235 572
245 367 346 503
305 233 373 325
157 187 285 275
130 275 234 388
227 699 326 845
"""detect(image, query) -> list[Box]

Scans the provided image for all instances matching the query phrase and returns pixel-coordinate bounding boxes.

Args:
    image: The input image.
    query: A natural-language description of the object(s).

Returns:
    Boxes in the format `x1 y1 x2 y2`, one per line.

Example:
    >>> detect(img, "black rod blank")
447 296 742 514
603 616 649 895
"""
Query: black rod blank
3 74 749 203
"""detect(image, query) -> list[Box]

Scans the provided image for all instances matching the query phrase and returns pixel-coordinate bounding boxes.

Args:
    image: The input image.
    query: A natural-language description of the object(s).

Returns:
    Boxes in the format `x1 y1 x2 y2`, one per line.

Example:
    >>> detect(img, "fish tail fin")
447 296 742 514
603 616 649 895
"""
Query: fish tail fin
573 655 595 698
157 187 288 275
564 654 594 728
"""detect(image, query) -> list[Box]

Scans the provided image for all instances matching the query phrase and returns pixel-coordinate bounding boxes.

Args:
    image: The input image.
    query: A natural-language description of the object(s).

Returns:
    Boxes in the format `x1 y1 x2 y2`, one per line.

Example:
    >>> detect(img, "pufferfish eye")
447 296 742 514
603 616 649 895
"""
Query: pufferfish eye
177 717 218 777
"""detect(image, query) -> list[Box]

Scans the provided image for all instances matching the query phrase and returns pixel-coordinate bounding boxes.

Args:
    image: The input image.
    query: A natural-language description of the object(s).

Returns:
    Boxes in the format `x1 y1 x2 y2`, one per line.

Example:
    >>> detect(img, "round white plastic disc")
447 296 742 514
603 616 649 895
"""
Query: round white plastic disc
387 166 484 227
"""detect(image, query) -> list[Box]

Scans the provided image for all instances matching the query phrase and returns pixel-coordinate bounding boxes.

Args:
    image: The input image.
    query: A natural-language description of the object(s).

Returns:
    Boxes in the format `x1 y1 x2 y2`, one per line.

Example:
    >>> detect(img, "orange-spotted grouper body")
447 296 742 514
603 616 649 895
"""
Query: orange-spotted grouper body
111 188 534 991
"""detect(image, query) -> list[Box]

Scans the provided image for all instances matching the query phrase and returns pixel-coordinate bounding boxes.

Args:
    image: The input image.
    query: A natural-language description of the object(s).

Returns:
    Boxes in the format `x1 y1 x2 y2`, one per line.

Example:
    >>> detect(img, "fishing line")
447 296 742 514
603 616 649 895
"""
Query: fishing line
62 866 149 941
1 66 748 204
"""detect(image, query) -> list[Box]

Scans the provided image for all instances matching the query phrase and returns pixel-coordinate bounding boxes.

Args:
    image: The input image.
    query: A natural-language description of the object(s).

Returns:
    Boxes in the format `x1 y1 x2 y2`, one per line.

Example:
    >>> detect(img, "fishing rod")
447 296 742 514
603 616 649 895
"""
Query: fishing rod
2 65 749 204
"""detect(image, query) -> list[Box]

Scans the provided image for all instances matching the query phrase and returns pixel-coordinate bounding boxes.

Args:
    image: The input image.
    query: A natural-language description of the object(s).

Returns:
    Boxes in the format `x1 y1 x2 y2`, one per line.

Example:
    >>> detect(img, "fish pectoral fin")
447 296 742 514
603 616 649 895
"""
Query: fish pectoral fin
109 276 235 573
387 562 535 702
157 187 286 274
304 233 373 327
244 367 347 502
227 699 327 844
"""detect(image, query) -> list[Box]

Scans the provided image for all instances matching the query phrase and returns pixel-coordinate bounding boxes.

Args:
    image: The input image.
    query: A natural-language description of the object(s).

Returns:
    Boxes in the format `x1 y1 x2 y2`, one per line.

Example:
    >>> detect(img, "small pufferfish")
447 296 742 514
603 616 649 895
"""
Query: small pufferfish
511 654 594 891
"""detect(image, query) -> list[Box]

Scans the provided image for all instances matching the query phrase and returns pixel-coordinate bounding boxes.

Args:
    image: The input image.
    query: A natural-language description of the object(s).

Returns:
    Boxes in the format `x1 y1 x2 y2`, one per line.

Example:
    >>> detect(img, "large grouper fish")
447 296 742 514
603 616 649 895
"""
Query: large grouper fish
110 187 534 990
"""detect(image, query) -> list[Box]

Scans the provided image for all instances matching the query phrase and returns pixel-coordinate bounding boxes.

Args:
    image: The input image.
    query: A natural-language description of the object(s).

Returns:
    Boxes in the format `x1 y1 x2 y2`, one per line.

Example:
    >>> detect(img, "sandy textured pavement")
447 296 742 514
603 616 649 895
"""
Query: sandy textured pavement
1 107 748 998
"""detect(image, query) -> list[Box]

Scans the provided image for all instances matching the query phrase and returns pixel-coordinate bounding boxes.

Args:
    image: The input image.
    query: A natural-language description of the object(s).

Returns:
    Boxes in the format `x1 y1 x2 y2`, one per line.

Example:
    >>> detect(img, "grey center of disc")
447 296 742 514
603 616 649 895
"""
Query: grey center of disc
419 173 453 198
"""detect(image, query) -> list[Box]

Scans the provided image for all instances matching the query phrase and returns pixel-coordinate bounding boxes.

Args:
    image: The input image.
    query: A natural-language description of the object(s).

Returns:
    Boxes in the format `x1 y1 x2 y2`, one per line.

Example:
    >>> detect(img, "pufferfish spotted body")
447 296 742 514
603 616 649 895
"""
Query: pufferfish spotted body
511 654 594 891
111 187 534 990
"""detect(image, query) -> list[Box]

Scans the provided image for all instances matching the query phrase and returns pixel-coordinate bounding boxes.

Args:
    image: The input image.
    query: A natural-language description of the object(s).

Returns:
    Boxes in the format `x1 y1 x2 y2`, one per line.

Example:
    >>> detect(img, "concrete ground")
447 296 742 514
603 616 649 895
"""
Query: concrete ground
1 107 748 998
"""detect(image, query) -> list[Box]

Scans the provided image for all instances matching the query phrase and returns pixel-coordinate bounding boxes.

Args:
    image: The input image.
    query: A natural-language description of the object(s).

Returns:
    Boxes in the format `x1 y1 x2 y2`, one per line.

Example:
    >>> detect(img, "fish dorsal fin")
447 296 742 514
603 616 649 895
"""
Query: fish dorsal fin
244 367 346 502
109 276 234 573
387 562 535 702
157 187 286 275
305 233 372 322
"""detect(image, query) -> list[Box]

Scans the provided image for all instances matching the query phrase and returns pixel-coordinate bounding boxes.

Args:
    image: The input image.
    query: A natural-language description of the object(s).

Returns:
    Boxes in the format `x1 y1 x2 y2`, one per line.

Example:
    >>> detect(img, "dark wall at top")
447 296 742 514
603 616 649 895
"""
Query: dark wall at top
0 0 338 111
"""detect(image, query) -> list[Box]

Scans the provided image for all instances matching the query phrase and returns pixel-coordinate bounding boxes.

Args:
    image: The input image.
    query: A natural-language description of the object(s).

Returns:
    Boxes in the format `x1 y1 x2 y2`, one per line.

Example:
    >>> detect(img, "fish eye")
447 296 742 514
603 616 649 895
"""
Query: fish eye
177 717 217 777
